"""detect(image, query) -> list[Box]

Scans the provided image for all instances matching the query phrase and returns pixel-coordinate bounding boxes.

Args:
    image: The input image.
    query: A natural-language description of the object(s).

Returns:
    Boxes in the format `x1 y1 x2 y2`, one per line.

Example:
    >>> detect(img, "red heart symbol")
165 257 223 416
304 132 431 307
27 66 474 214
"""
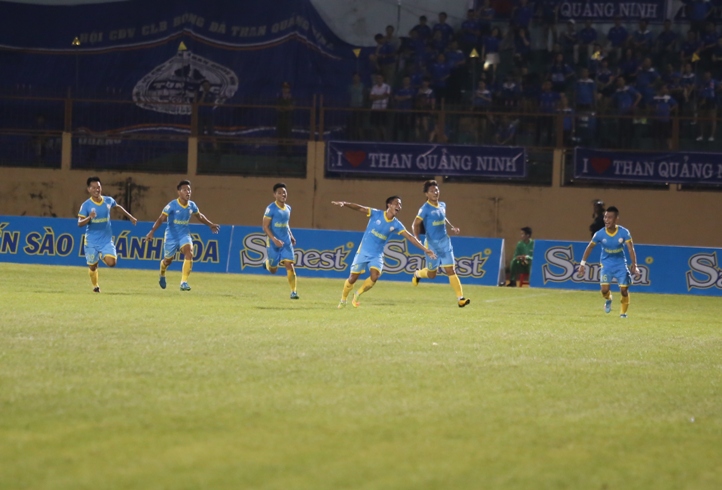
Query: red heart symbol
344 150 366 167
591 157 611 175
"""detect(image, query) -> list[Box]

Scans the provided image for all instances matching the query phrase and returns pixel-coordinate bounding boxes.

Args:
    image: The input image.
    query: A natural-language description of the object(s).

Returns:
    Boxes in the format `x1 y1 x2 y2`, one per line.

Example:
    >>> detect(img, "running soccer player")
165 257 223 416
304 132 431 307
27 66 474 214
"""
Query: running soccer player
262 182 299 299
410 180 470 307
144 180 220 291
577 205 639 318
77 176 138 293
332 196 436 308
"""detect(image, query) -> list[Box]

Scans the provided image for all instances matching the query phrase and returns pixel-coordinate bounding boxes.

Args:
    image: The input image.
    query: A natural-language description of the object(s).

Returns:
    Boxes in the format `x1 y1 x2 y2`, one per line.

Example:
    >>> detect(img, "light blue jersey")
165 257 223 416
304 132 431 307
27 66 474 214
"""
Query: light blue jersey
416 200 455 269
351 208 406 274
162 199 199 258
264 201 295 267
78 196 117 248
592 225 633 286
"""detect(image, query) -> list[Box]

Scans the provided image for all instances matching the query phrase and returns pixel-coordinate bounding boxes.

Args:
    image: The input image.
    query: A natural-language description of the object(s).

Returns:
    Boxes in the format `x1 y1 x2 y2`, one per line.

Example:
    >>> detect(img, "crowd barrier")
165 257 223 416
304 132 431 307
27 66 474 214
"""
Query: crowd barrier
531 240 722 296
0 216 505 286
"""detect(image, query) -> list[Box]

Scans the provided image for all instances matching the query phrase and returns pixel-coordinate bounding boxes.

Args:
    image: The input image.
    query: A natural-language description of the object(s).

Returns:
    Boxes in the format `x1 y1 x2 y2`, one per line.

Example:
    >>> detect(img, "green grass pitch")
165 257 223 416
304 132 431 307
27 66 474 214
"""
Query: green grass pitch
1 263 721 489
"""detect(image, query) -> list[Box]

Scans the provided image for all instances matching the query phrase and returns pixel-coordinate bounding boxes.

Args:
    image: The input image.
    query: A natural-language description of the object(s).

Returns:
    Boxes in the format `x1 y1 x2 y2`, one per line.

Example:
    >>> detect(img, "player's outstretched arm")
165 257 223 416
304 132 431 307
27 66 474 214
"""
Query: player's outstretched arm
626 241 639 276
331 201 370 215
445 218 460 234
263 216 283 247
196 212 220 233
115 204 138 225
144 213 167 241
577 241 596 276
401 230 437 259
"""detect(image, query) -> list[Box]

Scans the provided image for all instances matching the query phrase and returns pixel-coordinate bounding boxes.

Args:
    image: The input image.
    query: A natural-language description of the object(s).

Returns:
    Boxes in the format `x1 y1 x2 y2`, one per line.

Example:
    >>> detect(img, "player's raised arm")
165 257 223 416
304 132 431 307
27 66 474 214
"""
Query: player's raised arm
401 229 437 259
263 215 283 247
331 201 370 215
577 240 597 276
144 212 167 241
115 204 138 225
626 240 639 276
195 212 220 233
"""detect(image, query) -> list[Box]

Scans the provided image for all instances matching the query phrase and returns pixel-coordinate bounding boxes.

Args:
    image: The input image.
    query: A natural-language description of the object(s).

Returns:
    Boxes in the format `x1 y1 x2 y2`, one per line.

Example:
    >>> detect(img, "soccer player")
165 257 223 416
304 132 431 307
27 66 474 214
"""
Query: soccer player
410 180 471 307
77 176 138 293
144 180 220 291
332 196 436 308
262 182 299 299
577 206 639 318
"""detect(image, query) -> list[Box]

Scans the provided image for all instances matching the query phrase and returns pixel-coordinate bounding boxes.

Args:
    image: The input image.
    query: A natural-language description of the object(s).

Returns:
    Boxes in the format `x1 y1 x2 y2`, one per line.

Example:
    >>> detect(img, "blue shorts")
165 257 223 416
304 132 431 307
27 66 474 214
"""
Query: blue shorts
267 242 295 268
85 241 117 266
600 263 632 287
426 242 455 271
164 234 193 259
351 254 384 275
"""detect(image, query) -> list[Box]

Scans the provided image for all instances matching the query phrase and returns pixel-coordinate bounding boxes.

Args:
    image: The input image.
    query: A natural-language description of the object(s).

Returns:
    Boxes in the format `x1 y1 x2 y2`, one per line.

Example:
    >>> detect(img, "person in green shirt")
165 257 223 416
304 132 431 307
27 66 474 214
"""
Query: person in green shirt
508 226 534 287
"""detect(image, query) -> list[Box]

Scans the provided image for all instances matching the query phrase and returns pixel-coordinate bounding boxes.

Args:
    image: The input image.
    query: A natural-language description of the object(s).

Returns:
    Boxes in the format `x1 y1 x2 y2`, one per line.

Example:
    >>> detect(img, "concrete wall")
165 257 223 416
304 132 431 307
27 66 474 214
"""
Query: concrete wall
1 142 719 267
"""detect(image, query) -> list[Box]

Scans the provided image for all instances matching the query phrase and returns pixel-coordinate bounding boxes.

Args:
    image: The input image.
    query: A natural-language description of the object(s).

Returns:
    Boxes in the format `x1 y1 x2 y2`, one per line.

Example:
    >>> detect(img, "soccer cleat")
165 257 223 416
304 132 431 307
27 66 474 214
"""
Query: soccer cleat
93 287 100 293
604 299 612 314
458 297 471 308
337 300 347 309
290 291 299 300
351 292 361 308
620 313 628 319
180 281 191 291
412 272 421 286
159 275 167 289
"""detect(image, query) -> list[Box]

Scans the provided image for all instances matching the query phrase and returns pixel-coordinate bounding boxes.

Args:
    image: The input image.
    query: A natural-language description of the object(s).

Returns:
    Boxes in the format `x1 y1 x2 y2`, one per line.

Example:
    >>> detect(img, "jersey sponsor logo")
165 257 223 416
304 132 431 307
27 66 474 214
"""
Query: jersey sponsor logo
371 229 388 241
432 220 445 226
541 245 650 285
273 222 288 228
91 218 109 223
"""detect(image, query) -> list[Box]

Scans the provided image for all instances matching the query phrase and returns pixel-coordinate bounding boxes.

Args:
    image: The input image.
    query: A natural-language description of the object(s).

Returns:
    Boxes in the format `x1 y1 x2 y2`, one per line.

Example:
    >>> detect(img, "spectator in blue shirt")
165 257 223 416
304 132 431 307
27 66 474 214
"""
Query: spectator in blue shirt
549 52 575 93
394 76 416 141
578 20 598 63
432 12 455 44
558 96 575 146
477 0 496 37
495 115 517 145
499 75 522 111
560 19 580 64
651 85 678 149
430 52 451 101
607 17 629 62
632 20 654 56
681 30 703 66
612 77 642 148
655 19 679 67
538 0 560 51
513 26 532 68
576 67 596 110
536 80 561 146
512 0 534 30
460 9 481 53
700 21 719 66
684 0 712 34
636 58 660 106
370 33 397 88
411 15 432 41
619 48 641 83
696 71 719 141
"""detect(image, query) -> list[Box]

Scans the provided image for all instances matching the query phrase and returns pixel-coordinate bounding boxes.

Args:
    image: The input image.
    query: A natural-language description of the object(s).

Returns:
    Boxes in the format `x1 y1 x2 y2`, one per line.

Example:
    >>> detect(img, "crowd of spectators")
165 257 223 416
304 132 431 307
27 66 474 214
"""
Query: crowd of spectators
350 1 722 148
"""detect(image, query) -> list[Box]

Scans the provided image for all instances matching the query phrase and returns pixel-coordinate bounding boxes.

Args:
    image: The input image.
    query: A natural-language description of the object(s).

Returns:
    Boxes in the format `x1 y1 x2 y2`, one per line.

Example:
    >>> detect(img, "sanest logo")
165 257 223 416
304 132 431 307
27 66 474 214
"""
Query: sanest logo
541 245 650 285
383 240 488 277
239 232 350 271
686 252 722 289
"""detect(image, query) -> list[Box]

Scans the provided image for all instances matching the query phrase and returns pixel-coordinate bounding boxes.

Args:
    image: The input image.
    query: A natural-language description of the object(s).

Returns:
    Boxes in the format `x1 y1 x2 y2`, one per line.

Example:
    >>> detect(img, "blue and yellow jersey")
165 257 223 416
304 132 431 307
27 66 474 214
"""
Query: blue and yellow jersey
357 208 406 260
264 202 292 244
78 196 117 247
416 201 450 250
162 199 199 240
592 225 632 265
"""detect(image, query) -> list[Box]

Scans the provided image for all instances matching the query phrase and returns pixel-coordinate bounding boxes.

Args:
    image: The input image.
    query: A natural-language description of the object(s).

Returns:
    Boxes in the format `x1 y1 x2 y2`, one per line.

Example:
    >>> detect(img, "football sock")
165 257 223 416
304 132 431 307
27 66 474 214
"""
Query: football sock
287 268 297 292
602 290 611 300
181 259 193 282
621 294 630 314
416 268 430 279
357 277 376 296
342 280 354 300
449 274 464 299
88 269 99 287
159 260 169 277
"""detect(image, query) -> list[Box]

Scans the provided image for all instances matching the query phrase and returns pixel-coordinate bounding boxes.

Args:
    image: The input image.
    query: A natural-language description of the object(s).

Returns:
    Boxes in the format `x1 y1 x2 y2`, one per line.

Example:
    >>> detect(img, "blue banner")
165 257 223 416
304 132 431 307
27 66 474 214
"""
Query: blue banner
0 216 504 286
574 148 722 185
530 240 722 296
326 141 527 179
559 0 668 22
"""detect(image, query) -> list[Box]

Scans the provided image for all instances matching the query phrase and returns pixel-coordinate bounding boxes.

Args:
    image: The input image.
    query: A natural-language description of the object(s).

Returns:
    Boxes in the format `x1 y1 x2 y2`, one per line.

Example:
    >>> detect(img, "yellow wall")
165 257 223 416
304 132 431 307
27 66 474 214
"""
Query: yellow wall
1 142 719 266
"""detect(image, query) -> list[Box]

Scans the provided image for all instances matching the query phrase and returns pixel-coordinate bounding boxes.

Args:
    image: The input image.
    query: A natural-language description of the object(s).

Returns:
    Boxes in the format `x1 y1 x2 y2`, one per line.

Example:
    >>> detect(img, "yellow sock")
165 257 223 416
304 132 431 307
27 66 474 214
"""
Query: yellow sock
287 268 297 292
602 290 611 300
88 269 98 287
342 280 354 300
416 268 430 279
621 295 630 314
181 259 193 282
448 274 464 299
356 277 376 296
160 260 169 276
